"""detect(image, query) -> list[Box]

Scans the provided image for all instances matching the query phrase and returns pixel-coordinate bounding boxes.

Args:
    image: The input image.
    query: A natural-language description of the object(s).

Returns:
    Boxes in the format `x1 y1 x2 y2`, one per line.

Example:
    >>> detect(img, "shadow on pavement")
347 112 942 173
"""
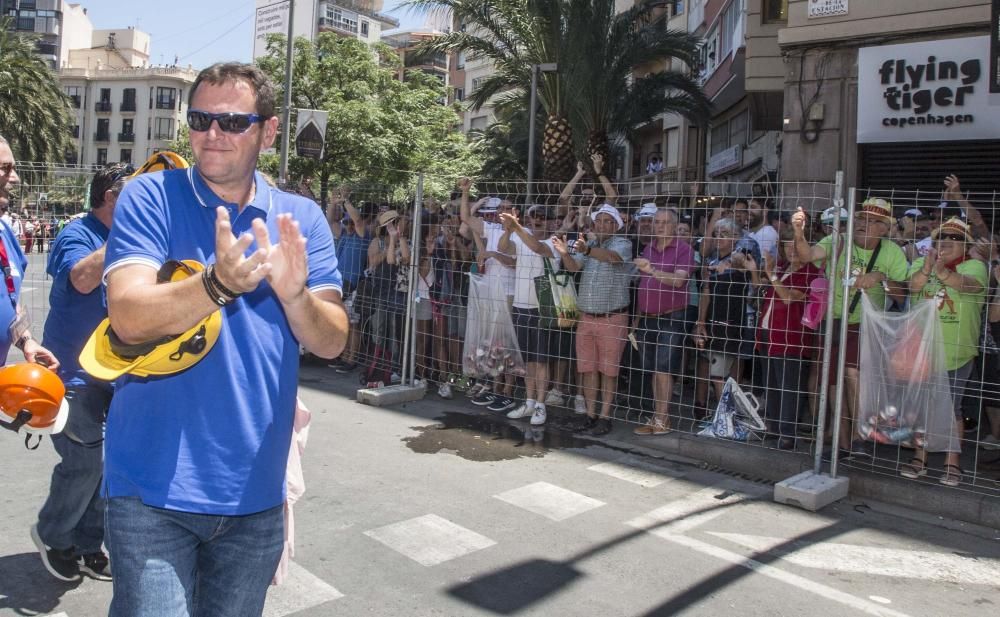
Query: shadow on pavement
0 552 80 615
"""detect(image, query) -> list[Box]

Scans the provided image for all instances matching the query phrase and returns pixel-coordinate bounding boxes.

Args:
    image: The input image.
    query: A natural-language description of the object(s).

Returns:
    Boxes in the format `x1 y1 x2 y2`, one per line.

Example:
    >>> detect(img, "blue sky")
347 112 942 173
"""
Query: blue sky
86 0 427 69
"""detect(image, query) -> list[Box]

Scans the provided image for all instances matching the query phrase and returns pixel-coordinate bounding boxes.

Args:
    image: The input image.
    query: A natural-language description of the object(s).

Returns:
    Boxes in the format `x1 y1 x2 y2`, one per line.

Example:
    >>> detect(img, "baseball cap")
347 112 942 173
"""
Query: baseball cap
591 203 624 230
479 197 502 213
636 203 658 219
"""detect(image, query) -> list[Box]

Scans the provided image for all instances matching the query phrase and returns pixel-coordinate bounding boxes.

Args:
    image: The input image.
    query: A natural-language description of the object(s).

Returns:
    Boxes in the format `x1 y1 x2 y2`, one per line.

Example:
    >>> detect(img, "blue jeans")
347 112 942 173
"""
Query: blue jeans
106 497 284 617
36 384 112 553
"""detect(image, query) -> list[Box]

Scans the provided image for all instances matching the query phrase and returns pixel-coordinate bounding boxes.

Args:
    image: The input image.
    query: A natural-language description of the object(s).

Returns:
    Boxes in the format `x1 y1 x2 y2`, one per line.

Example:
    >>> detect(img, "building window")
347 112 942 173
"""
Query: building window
155 117 175 140
121 87 136 112
719 0 743 60
457 52 466 69
64 86 81 108
453 88 464 102
470 76 486 93
669 1 684 16
96 118 110 142
96 148 108 166
99 88 111 103
469 116 488 131
729 110 748 148
156 87 176 110
361 20 369 37
710 123 728 156
763 0 788 23
120 149 132 164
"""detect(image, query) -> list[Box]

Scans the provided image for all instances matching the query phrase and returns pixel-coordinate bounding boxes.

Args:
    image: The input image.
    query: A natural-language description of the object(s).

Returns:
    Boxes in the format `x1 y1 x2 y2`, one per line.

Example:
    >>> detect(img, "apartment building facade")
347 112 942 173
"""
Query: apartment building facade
777 0 999 195
252 0 399 60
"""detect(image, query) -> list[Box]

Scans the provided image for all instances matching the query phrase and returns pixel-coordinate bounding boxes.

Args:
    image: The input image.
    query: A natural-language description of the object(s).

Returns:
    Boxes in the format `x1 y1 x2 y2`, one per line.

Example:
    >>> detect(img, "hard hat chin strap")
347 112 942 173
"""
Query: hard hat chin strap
0 410 43 450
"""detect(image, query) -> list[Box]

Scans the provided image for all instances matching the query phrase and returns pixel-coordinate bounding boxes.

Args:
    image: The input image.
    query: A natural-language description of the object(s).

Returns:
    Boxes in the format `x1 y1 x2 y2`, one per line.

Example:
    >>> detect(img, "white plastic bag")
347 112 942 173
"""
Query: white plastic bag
462 272 526 379
699 378 767 441
857 294 957 452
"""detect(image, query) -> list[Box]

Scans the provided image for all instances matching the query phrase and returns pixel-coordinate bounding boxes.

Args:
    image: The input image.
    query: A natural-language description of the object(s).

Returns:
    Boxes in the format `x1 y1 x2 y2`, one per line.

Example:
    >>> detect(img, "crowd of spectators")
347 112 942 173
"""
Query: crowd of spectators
323 166 1000 485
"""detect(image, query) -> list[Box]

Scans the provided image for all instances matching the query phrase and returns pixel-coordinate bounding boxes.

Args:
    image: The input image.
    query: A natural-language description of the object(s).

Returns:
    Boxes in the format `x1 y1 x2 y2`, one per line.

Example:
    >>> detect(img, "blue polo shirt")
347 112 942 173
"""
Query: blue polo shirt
335 227 370 287
103 167 342 515
42 213 112 388
0 220 27 364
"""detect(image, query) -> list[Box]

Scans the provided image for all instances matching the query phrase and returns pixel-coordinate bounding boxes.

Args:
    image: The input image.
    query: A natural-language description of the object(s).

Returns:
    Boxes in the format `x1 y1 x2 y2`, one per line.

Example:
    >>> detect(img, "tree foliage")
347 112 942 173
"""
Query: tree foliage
0 17 72 163
254 33 480 204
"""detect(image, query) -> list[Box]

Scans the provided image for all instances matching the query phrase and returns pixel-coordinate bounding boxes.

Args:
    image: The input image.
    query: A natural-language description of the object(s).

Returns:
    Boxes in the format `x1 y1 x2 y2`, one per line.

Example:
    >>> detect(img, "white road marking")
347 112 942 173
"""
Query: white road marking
42 613 69 617
625 483 763 535
263 560 344 617
363 514 496 566
587 455 685 488
493 481 605 522
709 532 1000 586
661 534 915 617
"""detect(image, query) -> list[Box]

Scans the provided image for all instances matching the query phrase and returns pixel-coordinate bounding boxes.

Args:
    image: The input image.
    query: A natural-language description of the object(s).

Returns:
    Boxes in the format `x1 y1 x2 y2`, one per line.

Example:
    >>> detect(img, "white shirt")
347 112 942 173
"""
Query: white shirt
483 221 515 296
750 224 779 260
511 233 558 309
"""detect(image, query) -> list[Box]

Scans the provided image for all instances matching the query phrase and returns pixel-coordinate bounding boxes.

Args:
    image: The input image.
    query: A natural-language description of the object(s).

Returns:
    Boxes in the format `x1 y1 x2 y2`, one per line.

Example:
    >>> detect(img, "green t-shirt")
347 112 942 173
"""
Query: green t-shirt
817 236 910 324
908 257 988 370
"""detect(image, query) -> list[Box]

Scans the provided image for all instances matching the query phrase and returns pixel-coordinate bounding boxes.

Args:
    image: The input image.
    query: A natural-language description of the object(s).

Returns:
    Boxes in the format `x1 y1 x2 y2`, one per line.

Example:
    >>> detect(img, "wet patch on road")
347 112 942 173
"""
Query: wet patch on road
403 412 593 461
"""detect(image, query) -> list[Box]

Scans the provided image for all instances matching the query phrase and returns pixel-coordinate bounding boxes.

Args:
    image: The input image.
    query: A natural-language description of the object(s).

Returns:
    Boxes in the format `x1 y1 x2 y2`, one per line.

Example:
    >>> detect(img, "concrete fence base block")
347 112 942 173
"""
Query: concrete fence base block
356 383 427 407
774 471 850 512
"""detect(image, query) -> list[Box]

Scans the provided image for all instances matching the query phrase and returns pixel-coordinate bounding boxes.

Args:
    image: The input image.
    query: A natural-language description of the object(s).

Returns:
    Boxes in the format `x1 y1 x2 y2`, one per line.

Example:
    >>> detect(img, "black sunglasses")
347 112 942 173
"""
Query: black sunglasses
187 110 264 134
936 234 967 243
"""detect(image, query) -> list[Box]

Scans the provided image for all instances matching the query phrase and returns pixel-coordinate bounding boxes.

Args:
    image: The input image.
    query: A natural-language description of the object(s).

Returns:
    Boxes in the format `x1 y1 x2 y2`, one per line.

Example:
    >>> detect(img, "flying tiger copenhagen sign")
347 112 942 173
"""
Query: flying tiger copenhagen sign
857 36 1000 143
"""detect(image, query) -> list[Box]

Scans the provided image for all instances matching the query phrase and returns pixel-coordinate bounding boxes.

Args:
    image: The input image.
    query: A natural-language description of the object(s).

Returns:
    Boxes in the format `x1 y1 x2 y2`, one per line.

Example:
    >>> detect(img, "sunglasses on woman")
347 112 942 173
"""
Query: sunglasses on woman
936 234 967 243
187 110 264 134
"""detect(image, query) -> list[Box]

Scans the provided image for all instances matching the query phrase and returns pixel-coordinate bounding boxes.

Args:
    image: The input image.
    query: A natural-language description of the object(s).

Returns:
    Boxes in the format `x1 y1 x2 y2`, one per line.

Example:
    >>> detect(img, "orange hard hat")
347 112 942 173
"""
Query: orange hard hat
0 363 69 443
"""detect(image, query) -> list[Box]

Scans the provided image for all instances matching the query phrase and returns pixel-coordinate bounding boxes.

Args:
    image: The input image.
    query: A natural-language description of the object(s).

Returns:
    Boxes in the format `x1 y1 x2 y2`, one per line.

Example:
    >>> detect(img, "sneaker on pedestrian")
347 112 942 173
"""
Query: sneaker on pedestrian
507 400 535 419
979 435 1000 451
390 372 401 384
488 396 517 413
588 417 613 436
633 419 671 436
467 382 486 398
77 551 112 581
573 394 587 415
544 389 565 407
530 405 547 425
471 391 496 406
437 383 453 399
31 524 81 582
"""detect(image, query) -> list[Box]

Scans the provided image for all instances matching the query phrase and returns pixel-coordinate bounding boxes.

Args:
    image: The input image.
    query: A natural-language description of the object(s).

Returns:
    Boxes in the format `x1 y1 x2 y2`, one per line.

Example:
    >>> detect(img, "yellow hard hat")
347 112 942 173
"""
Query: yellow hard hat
79 260 221 381
130 151 189 177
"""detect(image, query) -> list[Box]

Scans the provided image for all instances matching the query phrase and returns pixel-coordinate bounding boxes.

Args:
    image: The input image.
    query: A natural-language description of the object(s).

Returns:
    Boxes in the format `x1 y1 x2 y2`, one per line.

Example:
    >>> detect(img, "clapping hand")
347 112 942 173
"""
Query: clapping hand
944 174 963 201
591 153 604 175
791 207 808 233
633 257 653 274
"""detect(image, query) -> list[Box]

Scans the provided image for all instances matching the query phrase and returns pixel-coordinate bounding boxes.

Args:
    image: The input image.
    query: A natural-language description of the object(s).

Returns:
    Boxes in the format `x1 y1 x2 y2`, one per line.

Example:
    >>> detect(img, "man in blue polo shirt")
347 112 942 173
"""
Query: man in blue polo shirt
101 63 347 617
32 163 129 584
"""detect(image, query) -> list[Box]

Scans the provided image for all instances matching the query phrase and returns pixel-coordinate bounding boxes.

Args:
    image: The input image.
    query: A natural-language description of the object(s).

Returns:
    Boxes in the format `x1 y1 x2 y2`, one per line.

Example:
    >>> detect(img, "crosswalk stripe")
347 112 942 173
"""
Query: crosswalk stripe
493 481 605 521
587 455 685 487
709 532 1000 586
658 534 915 617
625 483 764 535
363 514 496 567
263 560 344 617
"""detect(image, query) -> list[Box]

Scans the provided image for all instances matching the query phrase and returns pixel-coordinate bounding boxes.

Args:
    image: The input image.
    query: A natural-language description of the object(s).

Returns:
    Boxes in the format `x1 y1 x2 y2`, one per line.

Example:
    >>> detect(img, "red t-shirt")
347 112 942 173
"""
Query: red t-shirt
756 262 822 357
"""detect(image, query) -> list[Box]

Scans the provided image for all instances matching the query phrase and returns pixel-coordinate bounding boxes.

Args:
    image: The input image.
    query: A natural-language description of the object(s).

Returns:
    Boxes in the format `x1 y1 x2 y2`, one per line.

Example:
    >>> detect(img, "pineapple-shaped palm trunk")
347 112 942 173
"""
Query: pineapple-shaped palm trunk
541 113 576 182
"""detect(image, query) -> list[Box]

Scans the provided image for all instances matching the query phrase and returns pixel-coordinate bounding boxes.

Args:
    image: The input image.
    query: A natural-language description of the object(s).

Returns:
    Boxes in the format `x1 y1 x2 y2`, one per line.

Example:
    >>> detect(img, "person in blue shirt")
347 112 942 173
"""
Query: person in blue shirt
0 136 58 369
327 185 371 372
101 63 348 617
32 163 130 584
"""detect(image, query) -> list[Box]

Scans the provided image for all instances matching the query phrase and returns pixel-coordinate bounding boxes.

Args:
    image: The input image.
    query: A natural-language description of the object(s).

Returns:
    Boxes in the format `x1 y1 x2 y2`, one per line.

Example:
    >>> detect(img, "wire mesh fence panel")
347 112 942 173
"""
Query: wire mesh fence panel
828 185 1000 496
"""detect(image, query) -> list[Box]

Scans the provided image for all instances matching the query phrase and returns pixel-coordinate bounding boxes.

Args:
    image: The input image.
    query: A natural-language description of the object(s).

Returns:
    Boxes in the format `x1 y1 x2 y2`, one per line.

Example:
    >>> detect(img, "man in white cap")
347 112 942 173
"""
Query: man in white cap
552 203 633 435
792 197 909 457
633 202 658 255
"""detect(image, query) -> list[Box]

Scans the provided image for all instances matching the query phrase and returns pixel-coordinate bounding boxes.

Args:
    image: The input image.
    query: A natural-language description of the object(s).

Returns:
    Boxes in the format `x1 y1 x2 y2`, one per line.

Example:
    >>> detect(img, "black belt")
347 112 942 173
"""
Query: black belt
582 309 628 318
641 308 687 318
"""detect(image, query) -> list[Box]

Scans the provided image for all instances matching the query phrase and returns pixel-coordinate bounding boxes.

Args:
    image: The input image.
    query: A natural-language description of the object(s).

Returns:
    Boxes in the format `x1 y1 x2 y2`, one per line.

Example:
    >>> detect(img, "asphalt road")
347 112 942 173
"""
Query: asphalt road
1 253 999 616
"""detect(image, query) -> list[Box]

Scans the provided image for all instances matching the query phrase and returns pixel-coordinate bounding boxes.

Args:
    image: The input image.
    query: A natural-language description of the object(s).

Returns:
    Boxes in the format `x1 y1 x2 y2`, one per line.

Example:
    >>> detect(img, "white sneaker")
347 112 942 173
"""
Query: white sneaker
574 394 587 415
980 435 1000 451
437 383 453 399
530 405 547 425
390 372 401 384
544 389 565 407
507 401 535 419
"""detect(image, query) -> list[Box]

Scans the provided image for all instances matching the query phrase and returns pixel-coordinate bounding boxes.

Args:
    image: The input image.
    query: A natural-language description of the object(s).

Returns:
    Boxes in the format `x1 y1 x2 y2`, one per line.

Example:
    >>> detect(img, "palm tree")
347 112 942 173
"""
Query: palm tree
564 0 711 163
405 0 575 180
0 17 72 163
405 0 710 181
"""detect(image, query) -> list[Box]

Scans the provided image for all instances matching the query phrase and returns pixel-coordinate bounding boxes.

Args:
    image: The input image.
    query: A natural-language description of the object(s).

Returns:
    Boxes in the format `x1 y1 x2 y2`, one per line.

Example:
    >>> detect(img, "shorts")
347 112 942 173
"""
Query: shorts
343 290 360 325
576 312 629 377
827 320 861 382
948 361 973 420
703 351 736 378
545 327 575 363
638 311 688 375
513 307 550 363
415 296 432 321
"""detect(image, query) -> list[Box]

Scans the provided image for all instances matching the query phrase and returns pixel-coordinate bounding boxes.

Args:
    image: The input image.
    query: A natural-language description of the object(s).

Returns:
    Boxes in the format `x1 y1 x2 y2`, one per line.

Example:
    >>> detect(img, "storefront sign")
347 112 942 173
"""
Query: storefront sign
808 0 848 19
707 145 742 177
295 109 328 160
857 37 1000 143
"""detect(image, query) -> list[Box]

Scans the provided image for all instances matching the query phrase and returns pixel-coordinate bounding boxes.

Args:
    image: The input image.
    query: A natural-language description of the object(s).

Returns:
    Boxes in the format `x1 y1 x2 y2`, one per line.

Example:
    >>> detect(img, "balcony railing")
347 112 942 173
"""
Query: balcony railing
118 132 135 143
318 16 358 34
94 132 111 143
155 99 176 110
120 100 137 112
153 132 174 140
95 101 112 113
